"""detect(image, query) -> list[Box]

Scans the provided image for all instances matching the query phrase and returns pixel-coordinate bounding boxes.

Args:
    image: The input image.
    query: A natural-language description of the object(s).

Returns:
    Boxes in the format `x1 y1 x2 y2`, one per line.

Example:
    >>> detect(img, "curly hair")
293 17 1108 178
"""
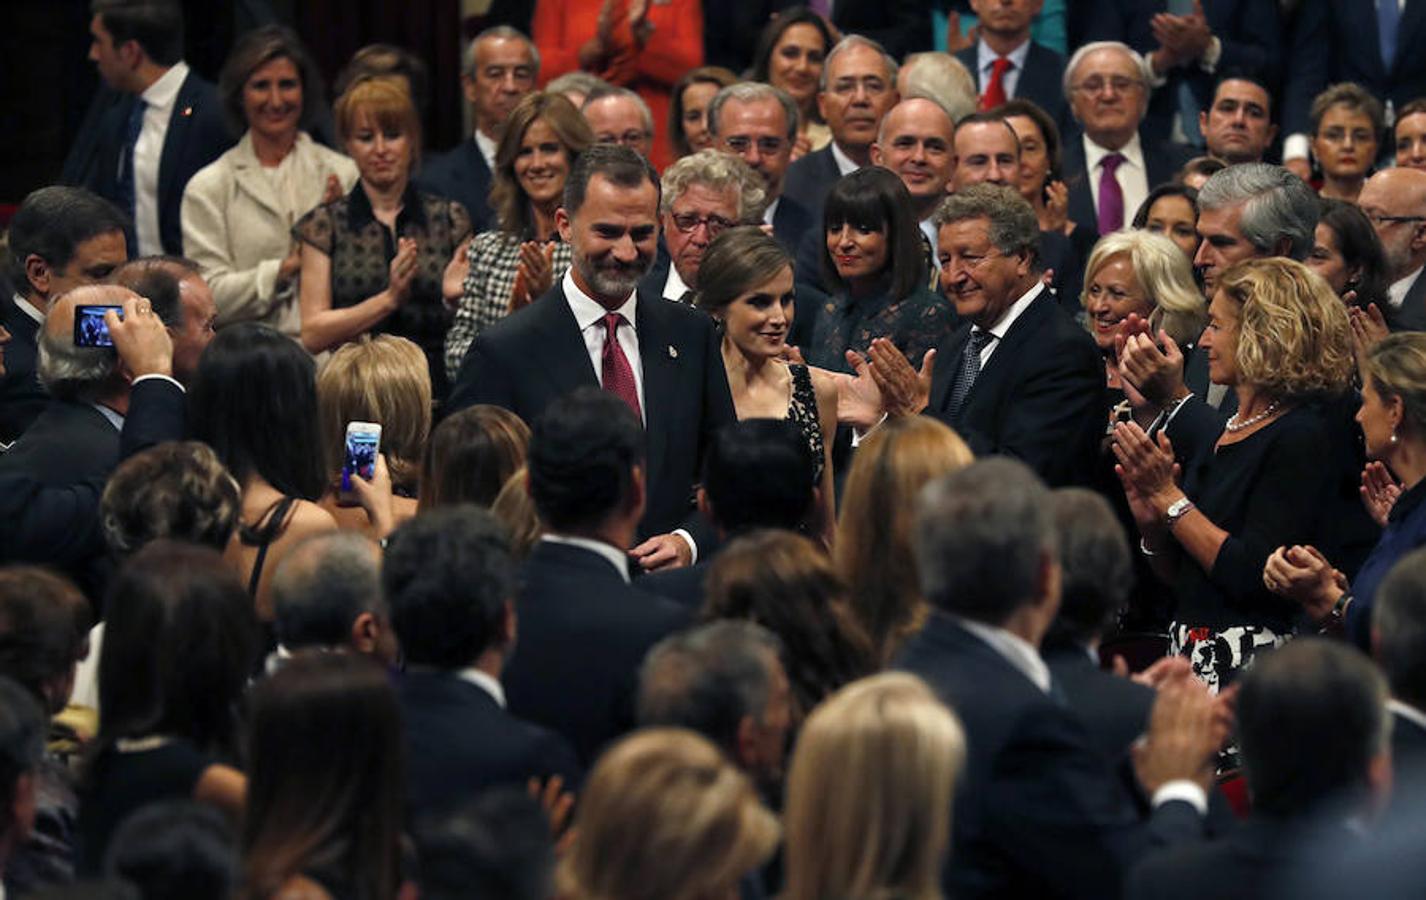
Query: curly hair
101 441 241 556
1217 257 1354 400
659 149 765 222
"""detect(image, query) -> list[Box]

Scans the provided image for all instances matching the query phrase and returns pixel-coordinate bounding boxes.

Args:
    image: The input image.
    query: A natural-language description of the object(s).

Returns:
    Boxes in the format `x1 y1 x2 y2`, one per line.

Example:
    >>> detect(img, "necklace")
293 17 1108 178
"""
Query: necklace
1224 399 1282 433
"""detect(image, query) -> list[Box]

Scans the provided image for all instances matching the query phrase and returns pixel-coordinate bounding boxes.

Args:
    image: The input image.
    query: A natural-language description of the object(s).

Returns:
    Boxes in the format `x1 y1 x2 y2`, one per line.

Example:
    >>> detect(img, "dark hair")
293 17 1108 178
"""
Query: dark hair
1317 197 1391 309
1047 488 1131 644
638 620 784 757
1238 639 1388 818
1398 97 1426 125
1373 547 1426 711
1131 182 1200 229
528 387 645 533
240 652 403 900
703 419 816 534
383 506 515 668
218 24 324 135
419 405 531 510
333 43 430 113
821 167 926 300
105 801 237 900
96 541 256 760
91 0 183 67
0 568 91 712
563 143 661 220
1211 70 1274 116
0 676 44 834
750 8 834 84
1178 155 1227 184
188 323 327 500
271 531 384 651
100 441 241 557
414 788 555 900
106 263 183 328
994 98 1063 183
670 67 739 157
6 186 128 293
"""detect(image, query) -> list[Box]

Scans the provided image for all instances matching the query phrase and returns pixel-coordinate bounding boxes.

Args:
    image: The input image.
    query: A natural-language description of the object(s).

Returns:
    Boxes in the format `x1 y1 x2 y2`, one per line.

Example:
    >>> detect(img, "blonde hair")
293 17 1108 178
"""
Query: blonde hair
334 76 422 166
490 467 542 560
557 728 780 900
1217 258 1354 400
1363 332 1426 439
835 417 974 662
1081 230 1207 348
783 672 966 900
316 335 432 493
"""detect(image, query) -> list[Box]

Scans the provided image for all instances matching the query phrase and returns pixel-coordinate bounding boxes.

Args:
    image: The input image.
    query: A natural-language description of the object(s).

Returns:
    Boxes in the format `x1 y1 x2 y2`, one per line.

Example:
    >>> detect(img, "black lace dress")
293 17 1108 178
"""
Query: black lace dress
785 363 825 483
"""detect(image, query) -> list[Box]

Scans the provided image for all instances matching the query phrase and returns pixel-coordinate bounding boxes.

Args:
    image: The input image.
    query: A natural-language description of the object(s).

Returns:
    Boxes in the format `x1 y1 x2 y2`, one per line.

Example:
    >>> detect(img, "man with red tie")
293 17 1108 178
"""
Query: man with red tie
447 144 735 571
953 0 1070 135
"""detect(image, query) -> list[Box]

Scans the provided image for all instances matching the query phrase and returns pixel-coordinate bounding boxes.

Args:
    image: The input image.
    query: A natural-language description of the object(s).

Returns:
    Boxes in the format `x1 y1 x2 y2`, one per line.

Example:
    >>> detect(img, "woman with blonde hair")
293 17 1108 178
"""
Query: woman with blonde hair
782 672 966 900
1115 257 1356 690
556 728 779 900
316 334 431 537
835 416 974 663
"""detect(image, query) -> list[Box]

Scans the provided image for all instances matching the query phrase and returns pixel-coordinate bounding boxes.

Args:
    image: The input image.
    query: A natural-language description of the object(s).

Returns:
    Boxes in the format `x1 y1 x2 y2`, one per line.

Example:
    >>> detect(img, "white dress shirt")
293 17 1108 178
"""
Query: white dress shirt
562 269 646 419
540 533 632 582
762 196 780 228
830 140 862 177
662 261 694 303
475 129 499 172
976 37 1032 100
133 61 190 257
1084 132 1149 229
12 293 43 326
457 666 508 708
1387 265 1425 311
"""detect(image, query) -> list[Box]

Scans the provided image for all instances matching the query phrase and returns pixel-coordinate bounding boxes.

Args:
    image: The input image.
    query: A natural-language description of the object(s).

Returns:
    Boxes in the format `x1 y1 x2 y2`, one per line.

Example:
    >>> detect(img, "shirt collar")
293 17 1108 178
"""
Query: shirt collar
663 260 693 302
957 615 1052 692
976 37 1031 73
346 180 427 231
1387 265 1425 310
456 667 507 708
13 293 43 326
90 402 125 432
540 533 631 582
979 281 1044 340
830 141 862 177
474 129 499 171
1084 131 1145 173
762 196 780 226
563 267 639 333
140 60 189 111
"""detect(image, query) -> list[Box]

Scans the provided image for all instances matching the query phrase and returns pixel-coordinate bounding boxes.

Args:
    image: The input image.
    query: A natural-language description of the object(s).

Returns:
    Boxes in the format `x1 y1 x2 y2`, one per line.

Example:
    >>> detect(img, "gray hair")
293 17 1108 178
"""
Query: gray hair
465 25 540 80
1062 40 1148 102
819 34 899 93
638 620 785 756
914 457 1057 626
707 81 800 143
660 149 767 220
1197 162 1319 261
899 53 977 124
933 183 1040 261
271 531 386 651
546 70 611 101
583 85 654 135
37 318 118 402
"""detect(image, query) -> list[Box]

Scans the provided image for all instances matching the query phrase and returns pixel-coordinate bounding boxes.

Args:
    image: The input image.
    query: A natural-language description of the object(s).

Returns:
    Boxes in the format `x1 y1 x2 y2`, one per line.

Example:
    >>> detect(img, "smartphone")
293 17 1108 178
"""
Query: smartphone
339 421 382 506
73 305 123 348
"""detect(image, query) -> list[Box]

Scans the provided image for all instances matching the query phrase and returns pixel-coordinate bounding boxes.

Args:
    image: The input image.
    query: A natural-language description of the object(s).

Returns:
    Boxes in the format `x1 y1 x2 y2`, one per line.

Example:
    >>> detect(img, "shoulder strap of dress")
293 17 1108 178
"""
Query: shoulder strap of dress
242 496 298 597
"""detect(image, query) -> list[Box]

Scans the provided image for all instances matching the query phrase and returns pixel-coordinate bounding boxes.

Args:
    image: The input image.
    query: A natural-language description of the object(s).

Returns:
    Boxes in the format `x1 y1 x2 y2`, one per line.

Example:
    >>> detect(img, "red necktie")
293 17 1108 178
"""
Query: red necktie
979 58 1014 111
601 312 642 421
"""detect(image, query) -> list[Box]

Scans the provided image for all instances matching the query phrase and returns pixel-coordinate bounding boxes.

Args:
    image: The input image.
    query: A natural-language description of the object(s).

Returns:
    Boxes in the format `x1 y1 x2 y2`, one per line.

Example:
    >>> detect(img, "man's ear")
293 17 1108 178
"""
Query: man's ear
696 485 713 521
555 206 573 244
24 254 51 298
626 463 648 520
350 612 380 654
870 142 884 167
734 714 762 771
1034 551 1062 623
499 600 517 648
460 73 478 106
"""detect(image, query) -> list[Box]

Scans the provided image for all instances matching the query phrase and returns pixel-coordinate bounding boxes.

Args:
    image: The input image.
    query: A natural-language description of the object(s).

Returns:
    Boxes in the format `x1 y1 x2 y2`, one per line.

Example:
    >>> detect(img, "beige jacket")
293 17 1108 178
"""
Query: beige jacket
182 131 358 335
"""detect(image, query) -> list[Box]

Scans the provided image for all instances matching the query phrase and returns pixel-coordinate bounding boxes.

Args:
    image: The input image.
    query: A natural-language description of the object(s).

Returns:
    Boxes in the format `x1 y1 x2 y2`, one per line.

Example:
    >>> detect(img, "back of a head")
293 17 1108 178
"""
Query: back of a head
528 388 645 534
783 672 965 900
243 652 402 900
189 323 326 500
703 419 815 534
419 405 530 511
382 505 515 669
1197 162 1319 261
0 567 92 713
1048 488 1132 645
638 620 784 757
101 441 240 557
37 285 131 403
92 0 185 67
107 259 188 331
415 788 555 900
1238 639 1388 819
1373 547 1426 712
0 675 45 841
901 52 978 124
558 728 779 900
99 540 256 756
915 457 1056 626
270 531 383 653
7 186 128 293
105 801 236 900
316 335 432 492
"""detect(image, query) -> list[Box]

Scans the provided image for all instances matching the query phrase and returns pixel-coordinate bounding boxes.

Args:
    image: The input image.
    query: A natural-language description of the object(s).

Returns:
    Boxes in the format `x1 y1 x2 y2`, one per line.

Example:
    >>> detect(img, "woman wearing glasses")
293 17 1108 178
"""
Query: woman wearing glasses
1309 83 1384 204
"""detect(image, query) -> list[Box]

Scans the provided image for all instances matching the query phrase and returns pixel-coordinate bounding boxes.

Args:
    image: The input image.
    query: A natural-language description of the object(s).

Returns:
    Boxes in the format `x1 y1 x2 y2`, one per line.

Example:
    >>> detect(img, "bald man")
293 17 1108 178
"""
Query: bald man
1359 169 1426 332
873 98 957 240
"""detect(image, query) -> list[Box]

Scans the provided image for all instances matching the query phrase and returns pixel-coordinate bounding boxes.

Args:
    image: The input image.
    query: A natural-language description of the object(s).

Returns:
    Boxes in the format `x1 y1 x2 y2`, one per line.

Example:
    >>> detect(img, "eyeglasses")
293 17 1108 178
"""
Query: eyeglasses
1365 212 1426 227
723 135 787 156
1072 76 1144 96
670 212 736 235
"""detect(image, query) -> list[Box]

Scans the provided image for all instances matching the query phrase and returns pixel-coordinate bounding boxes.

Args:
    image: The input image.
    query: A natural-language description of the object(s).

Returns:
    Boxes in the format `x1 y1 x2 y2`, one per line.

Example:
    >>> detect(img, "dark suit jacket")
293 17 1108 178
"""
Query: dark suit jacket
640 559 709 611
830 0 934 59
397 669 582 821
90 69 233 255
770 193 817 264
896 612 1204 899
1387 267 1426 332
926 288 1106 487
1084 0 1282 141
503 541 690 764
955 42 1071 137
781 145 842 224
416 138 496 233
0 295 45 445
1062 135 1194 235
1043 639 1154 765
446 283 736 543
1392 705 1426 775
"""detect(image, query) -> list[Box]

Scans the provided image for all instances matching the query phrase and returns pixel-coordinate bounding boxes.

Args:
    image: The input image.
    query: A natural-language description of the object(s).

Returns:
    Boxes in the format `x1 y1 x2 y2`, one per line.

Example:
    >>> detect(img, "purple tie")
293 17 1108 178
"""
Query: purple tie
1097 152 1126 235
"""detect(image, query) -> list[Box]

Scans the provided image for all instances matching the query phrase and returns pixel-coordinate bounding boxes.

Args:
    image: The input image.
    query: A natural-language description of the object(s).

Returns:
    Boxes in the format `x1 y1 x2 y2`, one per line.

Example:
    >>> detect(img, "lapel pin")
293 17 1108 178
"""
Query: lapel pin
182 106 193 117
668 345 678 359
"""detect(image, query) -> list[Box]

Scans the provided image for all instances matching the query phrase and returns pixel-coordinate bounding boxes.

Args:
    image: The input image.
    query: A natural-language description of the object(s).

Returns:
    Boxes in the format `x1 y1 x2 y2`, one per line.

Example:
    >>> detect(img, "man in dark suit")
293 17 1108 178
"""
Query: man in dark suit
503 388 691 764
1358 168 1426 332
1061 42 1193 236
417 26 538 232
897 457 1220 899
1126 639 1391 900
828 0 934 60
1 187 129 446
449 145 736 568
1371 548 1426 777
1082 0 1281 148
83 0 232 257
1199 74 1278 165
955 0 1069 133
385 506 582 820
267 531 399 671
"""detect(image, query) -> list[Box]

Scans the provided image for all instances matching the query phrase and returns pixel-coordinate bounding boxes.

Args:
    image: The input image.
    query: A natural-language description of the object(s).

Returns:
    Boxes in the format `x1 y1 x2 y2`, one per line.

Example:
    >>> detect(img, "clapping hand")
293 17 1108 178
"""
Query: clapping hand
1348 303 1389 359
442 236 473 308
1117 322 1187 406
835 350 885 430
1361 460 1402 527
1263 544 1346 621
867 338 934 418
1044 181 1070 233
387 237 419 302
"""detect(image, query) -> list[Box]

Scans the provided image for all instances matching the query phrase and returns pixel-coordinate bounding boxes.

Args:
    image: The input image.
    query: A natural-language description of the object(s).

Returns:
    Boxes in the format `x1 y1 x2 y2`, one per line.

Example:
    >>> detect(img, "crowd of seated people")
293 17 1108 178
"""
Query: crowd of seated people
11 0 1426 896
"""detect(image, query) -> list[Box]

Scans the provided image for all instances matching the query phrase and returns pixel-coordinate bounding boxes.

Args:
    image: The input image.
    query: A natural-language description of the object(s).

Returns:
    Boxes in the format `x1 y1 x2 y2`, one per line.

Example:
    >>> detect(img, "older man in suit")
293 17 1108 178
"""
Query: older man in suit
708 83 815 258
448 144 736 570
1359 168 1426 332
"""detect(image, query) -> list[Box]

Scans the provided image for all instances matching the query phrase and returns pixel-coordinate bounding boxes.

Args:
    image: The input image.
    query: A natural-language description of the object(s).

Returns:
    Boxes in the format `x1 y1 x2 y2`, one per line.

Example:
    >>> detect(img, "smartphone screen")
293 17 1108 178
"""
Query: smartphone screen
73 305 123 348
342 428 380 492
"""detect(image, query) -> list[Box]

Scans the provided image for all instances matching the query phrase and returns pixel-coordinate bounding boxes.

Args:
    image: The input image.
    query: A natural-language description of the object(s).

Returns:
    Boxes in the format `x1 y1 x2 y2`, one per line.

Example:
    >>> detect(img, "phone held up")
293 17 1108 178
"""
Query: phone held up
339 421 382 507
73 305 123 348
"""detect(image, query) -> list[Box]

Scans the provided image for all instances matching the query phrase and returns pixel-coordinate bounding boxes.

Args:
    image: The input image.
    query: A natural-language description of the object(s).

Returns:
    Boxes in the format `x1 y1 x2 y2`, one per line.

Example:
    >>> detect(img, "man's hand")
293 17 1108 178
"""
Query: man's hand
1117 328 1187 406
631 532 692 571
1133 677 1224 795
945 11 978 54
107 296 173 381
868 339 933 417
835 351 885 429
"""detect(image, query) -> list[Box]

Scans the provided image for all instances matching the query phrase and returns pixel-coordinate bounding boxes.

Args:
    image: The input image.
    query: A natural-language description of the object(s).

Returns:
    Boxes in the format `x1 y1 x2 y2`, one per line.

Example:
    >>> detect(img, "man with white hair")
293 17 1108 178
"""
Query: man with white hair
898 52 979 125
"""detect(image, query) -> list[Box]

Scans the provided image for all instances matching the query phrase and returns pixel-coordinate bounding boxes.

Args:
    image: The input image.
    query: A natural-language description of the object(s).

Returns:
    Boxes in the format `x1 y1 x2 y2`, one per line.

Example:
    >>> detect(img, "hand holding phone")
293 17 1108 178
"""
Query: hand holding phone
340 422 382 506
74 305 124 347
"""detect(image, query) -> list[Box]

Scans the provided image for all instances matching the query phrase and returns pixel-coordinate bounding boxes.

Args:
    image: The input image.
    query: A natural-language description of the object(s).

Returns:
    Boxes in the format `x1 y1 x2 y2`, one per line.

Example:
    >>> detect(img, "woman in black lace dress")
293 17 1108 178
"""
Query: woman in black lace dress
697 227 837 547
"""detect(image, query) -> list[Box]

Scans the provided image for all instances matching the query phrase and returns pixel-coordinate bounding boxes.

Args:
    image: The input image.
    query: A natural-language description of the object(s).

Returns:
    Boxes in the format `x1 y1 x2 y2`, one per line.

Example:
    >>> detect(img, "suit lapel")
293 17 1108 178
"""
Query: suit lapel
930 323 971 411
635 290 677 486
958 292 1050 412
157 73 196 215
229 135 285 221
1062 139 1098 230
529 287 601 398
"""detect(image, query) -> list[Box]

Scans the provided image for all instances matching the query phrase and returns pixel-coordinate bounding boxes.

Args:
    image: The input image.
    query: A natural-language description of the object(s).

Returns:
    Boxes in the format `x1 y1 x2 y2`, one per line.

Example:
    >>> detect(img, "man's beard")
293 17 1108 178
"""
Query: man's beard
576 251 651 298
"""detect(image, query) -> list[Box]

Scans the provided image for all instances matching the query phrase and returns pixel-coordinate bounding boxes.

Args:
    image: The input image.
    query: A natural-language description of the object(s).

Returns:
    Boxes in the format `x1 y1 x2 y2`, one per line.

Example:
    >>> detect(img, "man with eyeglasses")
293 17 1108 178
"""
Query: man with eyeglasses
1061 42 1192 236
582 87 655 160
1360 168 1426 332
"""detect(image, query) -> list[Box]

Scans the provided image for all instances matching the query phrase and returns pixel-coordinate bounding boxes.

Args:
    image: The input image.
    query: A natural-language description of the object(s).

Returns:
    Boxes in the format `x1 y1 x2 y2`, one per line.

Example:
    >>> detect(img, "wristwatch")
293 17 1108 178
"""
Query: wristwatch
1165 497 1195 528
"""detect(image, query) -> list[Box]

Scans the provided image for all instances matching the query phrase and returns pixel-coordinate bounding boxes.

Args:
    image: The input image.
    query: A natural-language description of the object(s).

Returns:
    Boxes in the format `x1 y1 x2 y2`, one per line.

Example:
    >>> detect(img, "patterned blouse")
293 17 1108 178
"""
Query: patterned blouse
804 281 958 375
443 230 574 381
293 184 471 397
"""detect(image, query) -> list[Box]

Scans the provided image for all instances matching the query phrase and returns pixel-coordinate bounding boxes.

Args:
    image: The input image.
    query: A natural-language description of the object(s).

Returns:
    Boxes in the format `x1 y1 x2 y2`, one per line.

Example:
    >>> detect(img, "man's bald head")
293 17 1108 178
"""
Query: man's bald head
38 284 138 402
872 98 957 216
1360 168 1426 280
